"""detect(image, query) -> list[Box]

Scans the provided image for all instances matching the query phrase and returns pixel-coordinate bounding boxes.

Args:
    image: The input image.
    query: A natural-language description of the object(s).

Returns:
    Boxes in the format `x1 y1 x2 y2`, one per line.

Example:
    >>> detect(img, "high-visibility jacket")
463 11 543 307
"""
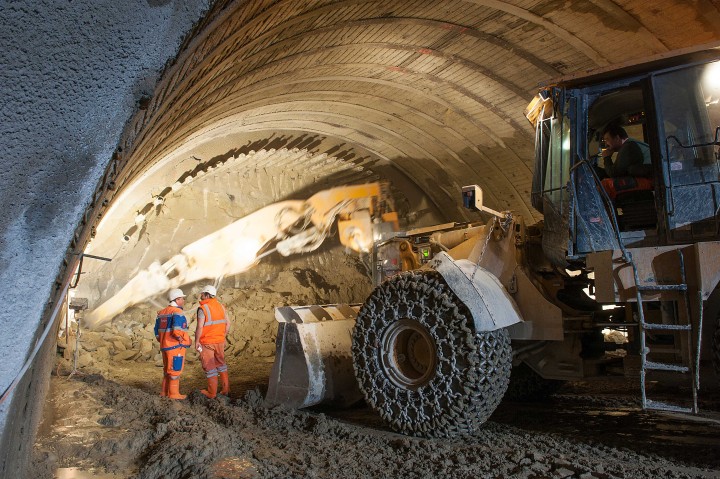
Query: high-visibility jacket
154 305 191 351
197 297 228 345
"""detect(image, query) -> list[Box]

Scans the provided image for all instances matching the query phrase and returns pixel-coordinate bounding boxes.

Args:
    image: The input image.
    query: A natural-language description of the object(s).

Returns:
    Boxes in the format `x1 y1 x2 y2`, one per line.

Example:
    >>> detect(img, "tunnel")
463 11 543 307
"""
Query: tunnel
3 0 720 477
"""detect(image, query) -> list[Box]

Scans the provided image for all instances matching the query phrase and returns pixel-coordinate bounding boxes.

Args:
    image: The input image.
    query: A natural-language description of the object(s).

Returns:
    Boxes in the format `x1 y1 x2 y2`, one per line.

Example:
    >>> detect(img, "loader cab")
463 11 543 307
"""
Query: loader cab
529 52 720 262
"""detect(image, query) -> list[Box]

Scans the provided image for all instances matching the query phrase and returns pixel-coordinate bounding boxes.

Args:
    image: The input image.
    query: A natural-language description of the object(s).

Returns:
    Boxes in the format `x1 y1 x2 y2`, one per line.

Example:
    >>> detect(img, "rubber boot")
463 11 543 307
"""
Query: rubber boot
219 371 229 396
167 377 187 400
160 376 168 397
201 376 218 399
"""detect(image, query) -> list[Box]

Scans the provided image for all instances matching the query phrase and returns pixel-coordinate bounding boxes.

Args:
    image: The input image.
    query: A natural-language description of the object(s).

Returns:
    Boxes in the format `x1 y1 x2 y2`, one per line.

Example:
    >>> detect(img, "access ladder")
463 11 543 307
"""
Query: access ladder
628 249 703 413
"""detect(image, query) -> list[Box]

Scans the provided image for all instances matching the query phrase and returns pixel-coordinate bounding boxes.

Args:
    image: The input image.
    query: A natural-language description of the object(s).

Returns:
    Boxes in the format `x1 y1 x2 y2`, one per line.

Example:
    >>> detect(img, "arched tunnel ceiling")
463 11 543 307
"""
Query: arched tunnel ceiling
101 0 720 238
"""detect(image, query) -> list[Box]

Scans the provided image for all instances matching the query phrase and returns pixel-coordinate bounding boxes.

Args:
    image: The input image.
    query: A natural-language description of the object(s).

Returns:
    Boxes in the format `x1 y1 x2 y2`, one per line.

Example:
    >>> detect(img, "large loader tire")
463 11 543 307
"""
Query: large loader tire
351 270 512 438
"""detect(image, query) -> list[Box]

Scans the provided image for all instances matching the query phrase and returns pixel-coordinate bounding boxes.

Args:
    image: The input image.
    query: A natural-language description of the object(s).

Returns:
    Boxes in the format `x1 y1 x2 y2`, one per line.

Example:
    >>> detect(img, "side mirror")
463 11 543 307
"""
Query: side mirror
461 185 505 218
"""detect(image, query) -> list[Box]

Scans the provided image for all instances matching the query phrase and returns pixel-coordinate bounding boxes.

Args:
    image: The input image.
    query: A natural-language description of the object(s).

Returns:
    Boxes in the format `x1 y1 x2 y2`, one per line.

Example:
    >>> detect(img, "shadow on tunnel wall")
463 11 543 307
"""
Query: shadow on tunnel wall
121 132 450 244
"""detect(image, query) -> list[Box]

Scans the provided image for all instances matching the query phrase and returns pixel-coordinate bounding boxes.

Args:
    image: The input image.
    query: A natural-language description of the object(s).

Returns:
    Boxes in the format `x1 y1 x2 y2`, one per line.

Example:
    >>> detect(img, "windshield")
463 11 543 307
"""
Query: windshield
654 59 720 239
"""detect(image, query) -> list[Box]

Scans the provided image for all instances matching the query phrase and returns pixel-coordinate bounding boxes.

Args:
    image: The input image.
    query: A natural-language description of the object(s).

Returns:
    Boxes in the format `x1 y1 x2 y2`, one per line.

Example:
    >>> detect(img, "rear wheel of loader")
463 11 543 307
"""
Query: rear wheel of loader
352 270 512 437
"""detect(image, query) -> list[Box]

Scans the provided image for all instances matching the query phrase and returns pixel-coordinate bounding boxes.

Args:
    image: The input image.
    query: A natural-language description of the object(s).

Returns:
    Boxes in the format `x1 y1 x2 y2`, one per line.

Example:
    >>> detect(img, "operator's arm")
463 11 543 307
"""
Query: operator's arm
612 141 644 177
603 155 615 177
195 307 205 351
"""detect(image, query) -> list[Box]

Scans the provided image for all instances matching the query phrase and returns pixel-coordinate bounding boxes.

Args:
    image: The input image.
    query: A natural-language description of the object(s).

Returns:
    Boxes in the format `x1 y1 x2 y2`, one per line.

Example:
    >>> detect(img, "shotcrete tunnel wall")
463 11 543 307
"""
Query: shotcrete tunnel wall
0 1 214 475
2 0 720 476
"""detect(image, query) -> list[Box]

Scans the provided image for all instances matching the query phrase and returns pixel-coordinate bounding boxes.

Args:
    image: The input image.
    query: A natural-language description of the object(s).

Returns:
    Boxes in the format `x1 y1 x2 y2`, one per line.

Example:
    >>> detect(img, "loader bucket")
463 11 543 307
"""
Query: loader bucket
266 304 363 408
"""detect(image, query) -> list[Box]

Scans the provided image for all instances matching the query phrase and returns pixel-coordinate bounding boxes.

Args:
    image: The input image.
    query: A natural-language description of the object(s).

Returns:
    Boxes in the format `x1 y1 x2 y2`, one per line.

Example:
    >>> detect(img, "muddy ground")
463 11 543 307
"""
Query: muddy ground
31 359 720 479
31 250 720 479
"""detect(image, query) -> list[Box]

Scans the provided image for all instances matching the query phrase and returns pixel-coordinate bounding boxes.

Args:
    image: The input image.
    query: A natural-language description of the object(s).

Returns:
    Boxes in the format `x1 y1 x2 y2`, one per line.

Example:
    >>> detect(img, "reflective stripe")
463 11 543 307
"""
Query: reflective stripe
217 365 228 373
204 319 227 326
205 369 218 378
161 343 190 351
200 306 228 326
157 325 189 333
201 304 211 323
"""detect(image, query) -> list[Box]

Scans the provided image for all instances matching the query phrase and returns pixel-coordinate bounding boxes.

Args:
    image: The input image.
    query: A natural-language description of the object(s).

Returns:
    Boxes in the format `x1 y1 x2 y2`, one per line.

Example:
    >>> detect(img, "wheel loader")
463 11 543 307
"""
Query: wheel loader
267 45 720 437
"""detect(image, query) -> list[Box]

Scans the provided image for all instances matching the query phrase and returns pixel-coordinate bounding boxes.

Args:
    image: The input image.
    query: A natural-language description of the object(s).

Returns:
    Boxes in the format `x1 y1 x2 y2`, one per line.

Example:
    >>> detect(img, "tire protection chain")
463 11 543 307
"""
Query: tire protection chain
352 270 512 437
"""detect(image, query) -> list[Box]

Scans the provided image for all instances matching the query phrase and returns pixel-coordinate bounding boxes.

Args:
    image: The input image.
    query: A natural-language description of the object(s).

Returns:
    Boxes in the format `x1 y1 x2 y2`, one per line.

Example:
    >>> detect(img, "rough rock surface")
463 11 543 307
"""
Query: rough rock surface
62 247 373 380
0 0 210 421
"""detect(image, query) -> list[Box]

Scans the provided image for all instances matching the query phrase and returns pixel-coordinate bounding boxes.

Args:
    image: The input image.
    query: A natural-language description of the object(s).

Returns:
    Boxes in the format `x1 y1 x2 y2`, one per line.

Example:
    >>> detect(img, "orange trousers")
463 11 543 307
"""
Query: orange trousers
198 343 226 378
162 348 187 378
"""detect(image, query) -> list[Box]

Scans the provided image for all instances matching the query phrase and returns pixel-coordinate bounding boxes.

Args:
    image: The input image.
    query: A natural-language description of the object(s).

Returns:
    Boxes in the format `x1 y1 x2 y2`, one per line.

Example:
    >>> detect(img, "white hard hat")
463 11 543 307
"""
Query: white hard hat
168 288 186 302
200 285 217 297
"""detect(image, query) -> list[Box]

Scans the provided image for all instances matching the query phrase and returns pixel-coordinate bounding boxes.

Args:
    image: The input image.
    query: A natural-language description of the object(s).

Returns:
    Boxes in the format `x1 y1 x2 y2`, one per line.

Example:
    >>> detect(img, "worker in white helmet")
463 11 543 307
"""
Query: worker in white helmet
194 284 231 398
154 288 191 399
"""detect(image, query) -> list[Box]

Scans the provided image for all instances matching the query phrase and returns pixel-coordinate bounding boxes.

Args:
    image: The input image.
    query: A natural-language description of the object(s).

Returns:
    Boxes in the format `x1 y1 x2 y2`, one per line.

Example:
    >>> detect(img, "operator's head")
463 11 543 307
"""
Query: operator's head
601 125 628 153
200 284 217 300
168 288 186 306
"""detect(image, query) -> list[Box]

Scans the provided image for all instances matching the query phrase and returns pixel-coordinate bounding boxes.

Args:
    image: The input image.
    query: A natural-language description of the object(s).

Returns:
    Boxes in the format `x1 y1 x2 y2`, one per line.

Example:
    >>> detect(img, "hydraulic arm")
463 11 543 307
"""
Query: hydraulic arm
85 183 395 326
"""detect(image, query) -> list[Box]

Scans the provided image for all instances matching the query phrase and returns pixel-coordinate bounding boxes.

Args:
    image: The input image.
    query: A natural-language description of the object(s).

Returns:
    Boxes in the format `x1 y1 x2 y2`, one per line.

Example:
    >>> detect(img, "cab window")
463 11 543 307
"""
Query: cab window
532 101 570 214
654 61 720 186
653 60 720 240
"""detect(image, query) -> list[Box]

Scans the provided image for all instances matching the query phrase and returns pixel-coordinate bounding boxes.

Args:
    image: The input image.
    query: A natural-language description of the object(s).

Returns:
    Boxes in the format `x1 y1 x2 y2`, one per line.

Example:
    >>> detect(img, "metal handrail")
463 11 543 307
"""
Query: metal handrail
664 126 720 215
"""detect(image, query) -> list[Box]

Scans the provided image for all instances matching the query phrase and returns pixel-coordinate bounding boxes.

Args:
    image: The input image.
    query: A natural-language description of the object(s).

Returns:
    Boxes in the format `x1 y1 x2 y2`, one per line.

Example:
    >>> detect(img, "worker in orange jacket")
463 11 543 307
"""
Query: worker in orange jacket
195 285 231 398
154 288 192 399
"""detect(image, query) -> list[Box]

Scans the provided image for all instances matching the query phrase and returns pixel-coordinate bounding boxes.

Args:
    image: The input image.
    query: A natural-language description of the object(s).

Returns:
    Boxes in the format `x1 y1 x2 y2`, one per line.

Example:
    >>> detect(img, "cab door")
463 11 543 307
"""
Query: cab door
653 61 720 243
